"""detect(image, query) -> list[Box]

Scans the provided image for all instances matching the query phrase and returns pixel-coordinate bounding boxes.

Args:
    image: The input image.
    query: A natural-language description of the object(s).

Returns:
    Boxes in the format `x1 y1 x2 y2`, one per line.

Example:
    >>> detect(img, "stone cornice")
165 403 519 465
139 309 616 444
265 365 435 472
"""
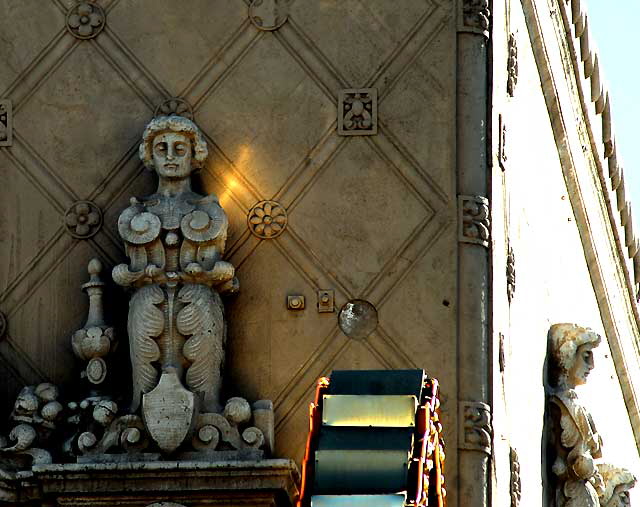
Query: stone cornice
559 0 640 305
519 0 640 451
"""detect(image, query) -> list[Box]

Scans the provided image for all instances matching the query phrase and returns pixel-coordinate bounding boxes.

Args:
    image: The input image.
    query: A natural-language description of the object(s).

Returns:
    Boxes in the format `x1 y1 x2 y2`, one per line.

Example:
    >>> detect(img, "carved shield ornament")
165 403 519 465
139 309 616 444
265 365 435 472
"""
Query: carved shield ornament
142 371 195 453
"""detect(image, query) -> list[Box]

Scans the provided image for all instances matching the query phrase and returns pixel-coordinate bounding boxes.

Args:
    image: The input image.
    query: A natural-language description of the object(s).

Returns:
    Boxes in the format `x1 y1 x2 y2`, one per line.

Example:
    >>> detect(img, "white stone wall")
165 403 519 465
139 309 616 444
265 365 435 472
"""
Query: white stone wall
491 1 640 505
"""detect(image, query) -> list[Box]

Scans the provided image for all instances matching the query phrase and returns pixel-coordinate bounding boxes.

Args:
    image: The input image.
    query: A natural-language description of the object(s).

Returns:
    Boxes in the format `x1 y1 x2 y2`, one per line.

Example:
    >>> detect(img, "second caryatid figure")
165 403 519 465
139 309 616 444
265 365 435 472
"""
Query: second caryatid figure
113 116 261 454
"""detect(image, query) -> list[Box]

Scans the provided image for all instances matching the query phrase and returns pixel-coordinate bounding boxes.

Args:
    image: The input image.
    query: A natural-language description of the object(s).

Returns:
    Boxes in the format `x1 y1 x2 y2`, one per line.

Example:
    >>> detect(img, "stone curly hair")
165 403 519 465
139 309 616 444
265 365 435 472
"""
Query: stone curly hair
139 115 208 169
548 323 601 387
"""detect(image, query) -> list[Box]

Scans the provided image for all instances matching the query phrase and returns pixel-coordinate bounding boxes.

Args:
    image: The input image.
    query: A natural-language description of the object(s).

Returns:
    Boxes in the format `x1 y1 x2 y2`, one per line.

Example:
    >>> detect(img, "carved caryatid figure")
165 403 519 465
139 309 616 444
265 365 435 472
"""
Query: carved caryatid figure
547 323 636 507
113 115 237 452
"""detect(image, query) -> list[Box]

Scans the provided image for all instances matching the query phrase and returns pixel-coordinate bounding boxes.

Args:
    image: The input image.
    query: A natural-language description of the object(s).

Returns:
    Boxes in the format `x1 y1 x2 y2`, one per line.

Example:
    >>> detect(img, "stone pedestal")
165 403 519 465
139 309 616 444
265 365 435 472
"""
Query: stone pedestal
1 459 299 507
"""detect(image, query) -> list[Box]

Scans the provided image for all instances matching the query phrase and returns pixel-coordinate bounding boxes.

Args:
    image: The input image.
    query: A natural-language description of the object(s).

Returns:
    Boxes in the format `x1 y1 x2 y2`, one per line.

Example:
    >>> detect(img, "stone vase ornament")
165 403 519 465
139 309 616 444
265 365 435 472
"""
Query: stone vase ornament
113 115 272 455
546 323 636 507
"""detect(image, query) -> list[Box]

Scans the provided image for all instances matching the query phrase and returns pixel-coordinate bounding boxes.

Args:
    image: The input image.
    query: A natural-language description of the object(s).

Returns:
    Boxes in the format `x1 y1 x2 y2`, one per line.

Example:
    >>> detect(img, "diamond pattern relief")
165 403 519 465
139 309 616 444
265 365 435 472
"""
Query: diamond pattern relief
8 240 105 385
0 1 65 93
16 44 151 199
226 240 337 403
198 33 335 198
290 0 433 84
290 138 431 295
274 338 388 463
378 234 456 388
108 0 248 94
380 22 455 197
0 152 63 294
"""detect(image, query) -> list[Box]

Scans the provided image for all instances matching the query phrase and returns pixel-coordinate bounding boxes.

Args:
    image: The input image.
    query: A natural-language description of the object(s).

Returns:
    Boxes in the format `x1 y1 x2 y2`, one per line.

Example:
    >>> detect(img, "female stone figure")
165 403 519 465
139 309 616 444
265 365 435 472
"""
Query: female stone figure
548 323 604 506
113 116 237 452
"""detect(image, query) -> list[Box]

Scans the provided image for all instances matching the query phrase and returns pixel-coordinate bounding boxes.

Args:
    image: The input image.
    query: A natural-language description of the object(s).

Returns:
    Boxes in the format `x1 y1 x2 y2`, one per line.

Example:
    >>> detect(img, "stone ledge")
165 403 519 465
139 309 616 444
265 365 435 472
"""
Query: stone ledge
2 459 300 506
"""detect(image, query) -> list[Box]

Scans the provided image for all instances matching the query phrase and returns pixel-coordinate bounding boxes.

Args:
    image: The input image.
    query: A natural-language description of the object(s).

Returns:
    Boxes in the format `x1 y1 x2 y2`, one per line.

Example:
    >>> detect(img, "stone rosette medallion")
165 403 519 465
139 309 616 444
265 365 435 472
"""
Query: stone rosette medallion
248 200 287 239
0 116 275 479
64 201 102 238
66 1 105 40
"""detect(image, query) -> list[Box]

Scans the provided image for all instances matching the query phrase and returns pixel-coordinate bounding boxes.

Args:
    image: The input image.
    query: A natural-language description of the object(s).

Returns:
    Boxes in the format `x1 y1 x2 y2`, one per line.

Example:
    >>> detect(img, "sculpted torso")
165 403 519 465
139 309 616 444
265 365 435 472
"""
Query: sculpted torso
547 323 635 507
113 118 237 425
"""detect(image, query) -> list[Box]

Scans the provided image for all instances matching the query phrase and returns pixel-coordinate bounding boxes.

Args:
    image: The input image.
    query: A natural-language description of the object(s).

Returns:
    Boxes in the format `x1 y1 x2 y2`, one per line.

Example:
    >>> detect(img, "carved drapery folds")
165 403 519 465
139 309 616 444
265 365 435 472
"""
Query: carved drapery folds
458 194 491 247
547 323 636 506
458 400 492 455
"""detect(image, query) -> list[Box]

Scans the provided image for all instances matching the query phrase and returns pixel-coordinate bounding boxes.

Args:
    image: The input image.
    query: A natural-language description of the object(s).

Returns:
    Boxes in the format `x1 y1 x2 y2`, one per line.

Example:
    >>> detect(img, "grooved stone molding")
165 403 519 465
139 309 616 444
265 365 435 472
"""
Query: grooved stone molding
154 97 194 120
0 99 12 147
507 33 518 97
66 2 106 40
459 400 492 454
249 0 289 31
507 244 516 302
458 0 490 37
0 310 7 341
64 201 103 239
510 447 521 506
337 88 378 136
458 194 491 247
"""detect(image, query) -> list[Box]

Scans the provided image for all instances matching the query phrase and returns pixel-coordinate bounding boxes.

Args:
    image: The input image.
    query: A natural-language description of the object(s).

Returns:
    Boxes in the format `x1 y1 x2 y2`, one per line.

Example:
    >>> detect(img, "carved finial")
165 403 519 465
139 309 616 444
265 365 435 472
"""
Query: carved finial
71 259 116 385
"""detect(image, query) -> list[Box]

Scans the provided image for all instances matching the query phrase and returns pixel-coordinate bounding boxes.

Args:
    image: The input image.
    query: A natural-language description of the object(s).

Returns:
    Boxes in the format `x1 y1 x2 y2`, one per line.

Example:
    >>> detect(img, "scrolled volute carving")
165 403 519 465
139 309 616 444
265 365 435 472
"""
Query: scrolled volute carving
459 400 492 454
459 0 490 36
191 398 274 456
0 383 63 469
547 323 636 506
458 195 490 247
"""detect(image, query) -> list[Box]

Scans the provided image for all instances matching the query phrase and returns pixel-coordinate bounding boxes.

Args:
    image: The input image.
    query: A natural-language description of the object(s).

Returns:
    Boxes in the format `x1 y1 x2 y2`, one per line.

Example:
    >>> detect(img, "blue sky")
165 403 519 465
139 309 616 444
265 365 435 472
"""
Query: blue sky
585 1 640 220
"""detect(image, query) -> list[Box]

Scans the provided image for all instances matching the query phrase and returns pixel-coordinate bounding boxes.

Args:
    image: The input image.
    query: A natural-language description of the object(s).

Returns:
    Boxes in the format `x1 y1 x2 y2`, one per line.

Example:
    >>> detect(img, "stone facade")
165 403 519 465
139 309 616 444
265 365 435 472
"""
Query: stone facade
0 0 639 506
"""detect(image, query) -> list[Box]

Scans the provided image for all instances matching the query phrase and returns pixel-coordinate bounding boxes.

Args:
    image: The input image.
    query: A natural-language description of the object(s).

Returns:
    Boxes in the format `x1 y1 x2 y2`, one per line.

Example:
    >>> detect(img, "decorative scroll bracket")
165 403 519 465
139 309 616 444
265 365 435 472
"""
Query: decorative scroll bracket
458 400 492 455
457 0 490 38
458 194 491 247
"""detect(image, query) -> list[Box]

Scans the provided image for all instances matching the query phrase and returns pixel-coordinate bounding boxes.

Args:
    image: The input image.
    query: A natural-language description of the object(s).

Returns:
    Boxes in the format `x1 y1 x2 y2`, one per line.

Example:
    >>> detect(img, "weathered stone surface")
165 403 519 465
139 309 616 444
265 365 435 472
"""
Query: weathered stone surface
547 323 636 506
2 459 299 506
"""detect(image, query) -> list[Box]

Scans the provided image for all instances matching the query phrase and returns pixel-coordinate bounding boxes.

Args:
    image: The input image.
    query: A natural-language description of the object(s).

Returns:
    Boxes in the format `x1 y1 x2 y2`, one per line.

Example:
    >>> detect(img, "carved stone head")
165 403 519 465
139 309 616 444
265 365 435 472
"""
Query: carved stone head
599 464 636 506
139 115 208 176
548 323 601 390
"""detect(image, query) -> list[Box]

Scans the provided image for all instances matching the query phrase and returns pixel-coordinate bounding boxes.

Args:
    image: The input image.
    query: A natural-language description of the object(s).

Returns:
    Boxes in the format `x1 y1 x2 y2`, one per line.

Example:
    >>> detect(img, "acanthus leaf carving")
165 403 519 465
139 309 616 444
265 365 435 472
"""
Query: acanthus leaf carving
458 400 492 454
458 194 491 247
